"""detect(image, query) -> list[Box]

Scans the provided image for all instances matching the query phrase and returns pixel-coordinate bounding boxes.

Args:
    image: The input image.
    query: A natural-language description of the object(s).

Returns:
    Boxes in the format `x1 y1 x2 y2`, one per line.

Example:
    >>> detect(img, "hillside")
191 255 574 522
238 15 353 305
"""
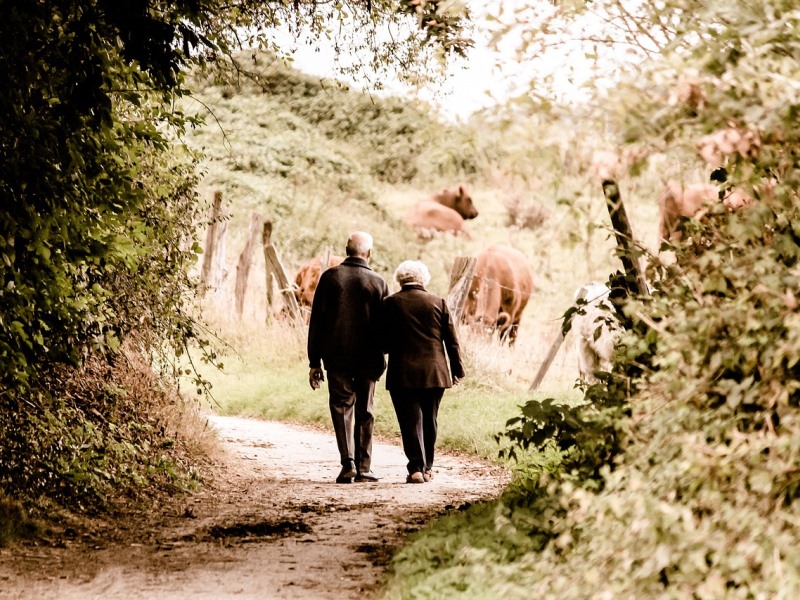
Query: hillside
183 52 663 381
185 53 488 272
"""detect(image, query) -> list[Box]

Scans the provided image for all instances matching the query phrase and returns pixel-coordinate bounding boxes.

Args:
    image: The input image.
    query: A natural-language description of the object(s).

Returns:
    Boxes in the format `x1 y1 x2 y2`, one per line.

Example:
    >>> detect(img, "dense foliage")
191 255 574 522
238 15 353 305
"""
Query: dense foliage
0 1 210 512
0 1 200 393
194 52 489 184
383 1 800 597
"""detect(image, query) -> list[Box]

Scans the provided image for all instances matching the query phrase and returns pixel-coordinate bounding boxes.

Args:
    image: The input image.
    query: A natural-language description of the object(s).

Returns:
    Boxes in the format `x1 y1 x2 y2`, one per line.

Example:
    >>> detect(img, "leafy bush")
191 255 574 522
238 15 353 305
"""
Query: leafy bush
0 2 217 531
390 140 800 599
385 189 800 597
0 346 205 510
189 53 497 187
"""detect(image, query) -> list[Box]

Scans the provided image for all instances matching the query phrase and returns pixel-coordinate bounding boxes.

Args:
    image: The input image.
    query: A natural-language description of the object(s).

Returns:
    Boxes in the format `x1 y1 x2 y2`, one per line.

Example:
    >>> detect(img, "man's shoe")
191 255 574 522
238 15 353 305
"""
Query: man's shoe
336 461 357 484
406 471 425 484
423 470 433 482
355 471 380 483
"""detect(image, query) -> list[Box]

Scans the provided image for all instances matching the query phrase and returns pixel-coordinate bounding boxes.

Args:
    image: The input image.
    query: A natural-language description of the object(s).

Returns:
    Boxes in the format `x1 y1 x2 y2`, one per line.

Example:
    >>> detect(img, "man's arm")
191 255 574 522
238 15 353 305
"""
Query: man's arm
307 272 331 371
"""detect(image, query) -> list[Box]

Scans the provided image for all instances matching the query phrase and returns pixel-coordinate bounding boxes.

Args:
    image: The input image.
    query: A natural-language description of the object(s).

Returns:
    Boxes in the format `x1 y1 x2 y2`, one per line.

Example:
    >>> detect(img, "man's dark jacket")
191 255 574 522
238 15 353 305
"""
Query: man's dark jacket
381 284 465 390
307 256 389 380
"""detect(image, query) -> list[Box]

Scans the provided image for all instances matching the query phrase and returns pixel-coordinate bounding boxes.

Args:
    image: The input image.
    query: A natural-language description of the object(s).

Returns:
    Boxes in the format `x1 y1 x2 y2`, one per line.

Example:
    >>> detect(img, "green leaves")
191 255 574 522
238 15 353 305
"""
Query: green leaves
0 1 212 514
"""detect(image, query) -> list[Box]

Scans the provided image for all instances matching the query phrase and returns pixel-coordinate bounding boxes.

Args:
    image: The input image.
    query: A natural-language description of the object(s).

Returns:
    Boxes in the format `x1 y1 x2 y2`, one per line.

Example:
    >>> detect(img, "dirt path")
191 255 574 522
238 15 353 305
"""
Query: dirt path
0 414 507 599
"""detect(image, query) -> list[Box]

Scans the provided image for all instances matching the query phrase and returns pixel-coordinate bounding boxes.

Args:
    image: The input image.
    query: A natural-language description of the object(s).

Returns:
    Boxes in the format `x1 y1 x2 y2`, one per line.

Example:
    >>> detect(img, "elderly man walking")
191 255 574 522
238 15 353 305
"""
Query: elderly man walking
307 231 389 484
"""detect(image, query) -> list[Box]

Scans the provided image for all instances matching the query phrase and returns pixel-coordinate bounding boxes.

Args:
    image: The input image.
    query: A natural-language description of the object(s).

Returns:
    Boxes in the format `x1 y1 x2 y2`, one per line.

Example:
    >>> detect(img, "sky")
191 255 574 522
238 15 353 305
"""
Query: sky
283 47 517 122
273 2 625 122
272 2 532 122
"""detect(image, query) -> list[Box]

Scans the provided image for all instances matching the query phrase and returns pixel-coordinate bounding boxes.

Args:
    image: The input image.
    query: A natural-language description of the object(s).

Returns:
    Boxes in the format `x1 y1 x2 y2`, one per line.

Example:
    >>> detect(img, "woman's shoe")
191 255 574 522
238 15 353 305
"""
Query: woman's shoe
423 470 433 482
406 471 425 484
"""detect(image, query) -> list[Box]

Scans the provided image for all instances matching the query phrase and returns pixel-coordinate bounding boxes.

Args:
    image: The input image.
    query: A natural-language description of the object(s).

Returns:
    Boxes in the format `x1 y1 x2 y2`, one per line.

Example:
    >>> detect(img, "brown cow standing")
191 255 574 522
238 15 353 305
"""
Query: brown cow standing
697 127 761 169
405 185 478 239
292 254 345 322
462 244 535 345
657 182 753 242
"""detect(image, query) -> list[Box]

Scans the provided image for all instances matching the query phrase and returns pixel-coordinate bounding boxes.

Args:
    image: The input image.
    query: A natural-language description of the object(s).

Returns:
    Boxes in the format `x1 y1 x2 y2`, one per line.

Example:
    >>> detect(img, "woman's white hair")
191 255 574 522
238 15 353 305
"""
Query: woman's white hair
394 260 431 287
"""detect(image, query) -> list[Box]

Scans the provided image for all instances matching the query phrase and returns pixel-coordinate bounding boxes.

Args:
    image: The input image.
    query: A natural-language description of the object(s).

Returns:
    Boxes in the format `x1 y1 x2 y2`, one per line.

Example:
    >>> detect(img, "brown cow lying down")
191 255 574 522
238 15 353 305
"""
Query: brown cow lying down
658 182 753 242
292 254 344 322
430 185 478 220
405 185 478 239
405 200 472 240
462 244 535 345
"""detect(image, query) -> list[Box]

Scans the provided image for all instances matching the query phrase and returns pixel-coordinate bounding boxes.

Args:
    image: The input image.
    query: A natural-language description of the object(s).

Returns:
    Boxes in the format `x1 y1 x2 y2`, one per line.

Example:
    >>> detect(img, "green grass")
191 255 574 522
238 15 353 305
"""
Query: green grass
194 317 580 462
381 501 551 600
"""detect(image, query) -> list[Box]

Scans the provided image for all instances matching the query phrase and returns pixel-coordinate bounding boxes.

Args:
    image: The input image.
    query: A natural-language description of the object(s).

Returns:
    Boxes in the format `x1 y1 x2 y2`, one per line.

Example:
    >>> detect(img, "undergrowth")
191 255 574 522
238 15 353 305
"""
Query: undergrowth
0 492 38 548
0 345 213 544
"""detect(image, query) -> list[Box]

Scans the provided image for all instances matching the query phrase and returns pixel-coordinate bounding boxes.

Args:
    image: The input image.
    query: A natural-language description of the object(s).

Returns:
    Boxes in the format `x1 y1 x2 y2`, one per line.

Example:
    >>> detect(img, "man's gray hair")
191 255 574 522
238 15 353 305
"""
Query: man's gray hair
346 231 373 257
394 260 431 287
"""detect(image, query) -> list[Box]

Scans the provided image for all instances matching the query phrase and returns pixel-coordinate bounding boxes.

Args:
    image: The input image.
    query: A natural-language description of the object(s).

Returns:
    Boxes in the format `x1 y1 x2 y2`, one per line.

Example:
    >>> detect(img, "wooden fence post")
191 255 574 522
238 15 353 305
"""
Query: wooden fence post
529 332 566 392
199 190 228 295
446 256 477 323
262 220 302 323
263 220 276 314
320 247 332 273
602 179 649 296
235 212 264 318
528 286 590 392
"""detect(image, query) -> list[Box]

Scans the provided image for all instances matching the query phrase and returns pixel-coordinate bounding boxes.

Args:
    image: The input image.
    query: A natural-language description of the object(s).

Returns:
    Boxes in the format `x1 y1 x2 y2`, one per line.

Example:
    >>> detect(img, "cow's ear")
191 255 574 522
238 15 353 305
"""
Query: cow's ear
458 185 465 197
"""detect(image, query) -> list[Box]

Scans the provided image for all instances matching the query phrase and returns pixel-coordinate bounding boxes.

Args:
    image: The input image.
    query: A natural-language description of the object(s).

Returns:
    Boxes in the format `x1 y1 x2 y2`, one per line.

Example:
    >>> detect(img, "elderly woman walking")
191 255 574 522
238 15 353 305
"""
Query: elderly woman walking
382 260 465 484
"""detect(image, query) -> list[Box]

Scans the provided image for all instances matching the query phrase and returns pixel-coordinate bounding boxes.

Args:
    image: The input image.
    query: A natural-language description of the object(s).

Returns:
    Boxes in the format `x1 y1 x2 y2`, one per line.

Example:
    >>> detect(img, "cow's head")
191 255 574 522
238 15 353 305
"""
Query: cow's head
461 284 497 337
297 279 319 313
495 311 517 344
276 281 311 323
432 185 479 220
453 185 478 220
